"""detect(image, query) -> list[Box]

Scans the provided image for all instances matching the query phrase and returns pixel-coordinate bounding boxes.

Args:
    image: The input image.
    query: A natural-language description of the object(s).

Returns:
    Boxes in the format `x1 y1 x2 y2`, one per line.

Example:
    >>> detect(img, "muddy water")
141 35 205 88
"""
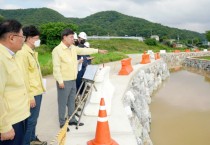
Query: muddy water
150 68 210 145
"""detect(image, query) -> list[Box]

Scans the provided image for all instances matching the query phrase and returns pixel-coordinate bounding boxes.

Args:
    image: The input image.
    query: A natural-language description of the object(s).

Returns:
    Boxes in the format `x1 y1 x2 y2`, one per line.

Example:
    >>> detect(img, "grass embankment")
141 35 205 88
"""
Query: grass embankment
89 39 172 64
195 56 210 60
89 39 171 53
38 39 172 75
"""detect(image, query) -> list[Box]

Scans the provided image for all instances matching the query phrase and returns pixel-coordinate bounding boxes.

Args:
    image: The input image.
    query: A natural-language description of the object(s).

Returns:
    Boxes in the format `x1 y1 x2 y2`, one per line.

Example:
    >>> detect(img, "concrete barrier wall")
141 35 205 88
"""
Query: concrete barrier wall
123 60 170 145
160 52 210 68
84 66 115 116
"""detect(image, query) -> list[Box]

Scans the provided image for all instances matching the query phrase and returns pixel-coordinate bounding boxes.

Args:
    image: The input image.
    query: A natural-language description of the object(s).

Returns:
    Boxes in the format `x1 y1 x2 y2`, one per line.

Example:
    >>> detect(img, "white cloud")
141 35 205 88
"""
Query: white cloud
1 0 210 33
1 4 20 9
173 22 210 33
47 0 121 18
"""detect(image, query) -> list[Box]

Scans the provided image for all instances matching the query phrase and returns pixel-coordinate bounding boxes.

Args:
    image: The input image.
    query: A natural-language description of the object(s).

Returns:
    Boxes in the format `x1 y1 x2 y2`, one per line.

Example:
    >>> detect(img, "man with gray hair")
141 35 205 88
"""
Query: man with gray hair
0 19 30 145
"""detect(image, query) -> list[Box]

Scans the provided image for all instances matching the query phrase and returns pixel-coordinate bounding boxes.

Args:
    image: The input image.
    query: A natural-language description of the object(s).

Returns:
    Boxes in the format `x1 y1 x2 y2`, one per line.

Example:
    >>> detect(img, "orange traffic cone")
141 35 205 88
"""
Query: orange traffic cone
174 50 180 53
87 98 119 145
140 51 151 64
118 58 133 75
156 52 160 59
185 49 190 52
126 58 133 73
155 52 161 60
194 49 200 52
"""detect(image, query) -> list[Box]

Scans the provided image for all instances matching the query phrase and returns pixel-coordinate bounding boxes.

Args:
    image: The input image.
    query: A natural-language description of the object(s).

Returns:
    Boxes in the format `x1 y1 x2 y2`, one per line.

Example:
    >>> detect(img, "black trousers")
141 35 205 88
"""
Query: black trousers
76 68 86 94
0 119 26 145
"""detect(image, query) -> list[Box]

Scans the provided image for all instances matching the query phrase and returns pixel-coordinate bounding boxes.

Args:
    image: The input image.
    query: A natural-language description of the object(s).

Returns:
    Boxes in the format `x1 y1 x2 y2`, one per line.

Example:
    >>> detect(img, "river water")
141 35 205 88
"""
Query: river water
150 68 210 145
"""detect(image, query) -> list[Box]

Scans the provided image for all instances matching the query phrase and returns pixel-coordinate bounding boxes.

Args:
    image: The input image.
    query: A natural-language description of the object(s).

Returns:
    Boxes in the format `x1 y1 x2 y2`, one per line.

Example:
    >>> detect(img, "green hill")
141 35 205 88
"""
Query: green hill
72 11 204 40
0 8 205 41
0 7 72 26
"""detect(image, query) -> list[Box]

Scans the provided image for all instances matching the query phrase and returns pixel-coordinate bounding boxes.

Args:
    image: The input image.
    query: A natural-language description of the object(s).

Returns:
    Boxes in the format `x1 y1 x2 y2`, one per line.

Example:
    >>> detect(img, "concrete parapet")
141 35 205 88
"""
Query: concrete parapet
84 66 115 116
147 50 155 62
159 50 166 53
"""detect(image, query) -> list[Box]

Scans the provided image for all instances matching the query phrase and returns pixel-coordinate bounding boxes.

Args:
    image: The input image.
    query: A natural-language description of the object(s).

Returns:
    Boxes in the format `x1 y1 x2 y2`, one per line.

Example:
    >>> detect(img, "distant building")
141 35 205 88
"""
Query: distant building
168 39 176 43
150 35 159 41
175 43 183 48
202 41 210 46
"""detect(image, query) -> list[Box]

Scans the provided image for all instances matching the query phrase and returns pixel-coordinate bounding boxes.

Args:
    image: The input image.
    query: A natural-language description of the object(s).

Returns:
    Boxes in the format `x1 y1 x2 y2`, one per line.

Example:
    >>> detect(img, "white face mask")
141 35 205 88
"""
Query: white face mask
34 39 41 47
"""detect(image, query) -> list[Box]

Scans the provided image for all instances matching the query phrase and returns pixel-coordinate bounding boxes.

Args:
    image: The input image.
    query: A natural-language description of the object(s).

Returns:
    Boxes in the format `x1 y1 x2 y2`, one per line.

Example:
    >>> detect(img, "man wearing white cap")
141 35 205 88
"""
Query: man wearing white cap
76 32 91 94
78 32 87 47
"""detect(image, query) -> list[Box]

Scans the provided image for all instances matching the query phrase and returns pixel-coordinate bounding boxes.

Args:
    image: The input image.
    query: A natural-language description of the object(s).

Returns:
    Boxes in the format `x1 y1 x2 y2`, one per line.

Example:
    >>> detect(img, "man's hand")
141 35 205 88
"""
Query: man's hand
30 99 36 108
98 50 108 54
87 57 94 60
78 59 83 64
0 128 15 141
59 83 65 89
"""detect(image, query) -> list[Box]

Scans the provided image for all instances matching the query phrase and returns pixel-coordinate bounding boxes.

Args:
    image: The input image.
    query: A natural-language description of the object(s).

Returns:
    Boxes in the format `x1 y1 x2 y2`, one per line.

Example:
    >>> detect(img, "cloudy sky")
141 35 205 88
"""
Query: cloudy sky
0 0 209 33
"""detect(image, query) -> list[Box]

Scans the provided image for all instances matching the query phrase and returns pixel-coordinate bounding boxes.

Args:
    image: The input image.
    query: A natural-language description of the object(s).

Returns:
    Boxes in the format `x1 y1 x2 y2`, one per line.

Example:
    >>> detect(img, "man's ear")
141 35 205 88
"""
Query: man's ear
8 34 15 43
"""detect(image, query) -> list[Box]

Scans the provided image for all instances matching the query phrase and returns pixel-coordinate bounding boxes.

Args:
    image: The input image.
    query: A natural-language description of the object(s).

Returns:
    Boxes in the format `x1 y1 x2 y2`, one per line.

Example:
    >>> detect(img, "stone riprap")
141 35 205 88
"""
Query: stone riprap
160 52 210 68
183 57 210 71
123 60 170 145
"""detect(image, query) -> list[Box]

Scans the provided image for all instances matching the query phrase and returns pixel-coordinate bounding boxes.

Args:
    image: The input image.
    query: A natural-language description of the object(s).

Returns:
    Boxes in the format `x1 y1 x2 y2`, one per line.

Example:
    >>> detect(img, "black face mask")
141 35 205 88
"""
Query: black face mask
74 40 79 46
80 39 86 44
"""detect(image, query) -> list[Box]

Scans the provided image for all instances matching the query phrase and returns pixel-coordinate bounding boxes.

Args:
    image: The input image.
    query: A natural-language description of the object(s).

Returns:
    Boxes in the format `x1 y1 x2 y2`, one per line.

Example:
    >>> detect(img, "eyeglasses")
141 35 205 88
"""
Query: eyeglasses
31 36 40 40
13 35 26 40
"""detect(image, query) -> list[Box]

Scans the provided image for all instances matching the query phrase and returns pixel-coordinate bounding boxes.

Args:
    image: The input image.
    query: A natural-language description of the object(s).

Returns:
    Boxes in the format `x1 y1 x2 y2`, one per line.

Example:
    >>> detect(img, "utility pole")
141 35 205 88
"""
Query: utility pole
177 34 179 43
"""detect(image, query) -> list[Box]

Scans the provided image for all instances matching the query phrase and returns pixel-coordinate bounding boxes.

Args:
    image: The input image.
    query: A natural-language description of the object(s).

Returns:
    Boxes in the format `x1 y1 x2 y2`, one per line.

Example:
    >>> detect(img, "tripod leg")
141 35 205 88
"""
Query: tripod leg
76 82 88 129
75 81 85 108
76 83 93 129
